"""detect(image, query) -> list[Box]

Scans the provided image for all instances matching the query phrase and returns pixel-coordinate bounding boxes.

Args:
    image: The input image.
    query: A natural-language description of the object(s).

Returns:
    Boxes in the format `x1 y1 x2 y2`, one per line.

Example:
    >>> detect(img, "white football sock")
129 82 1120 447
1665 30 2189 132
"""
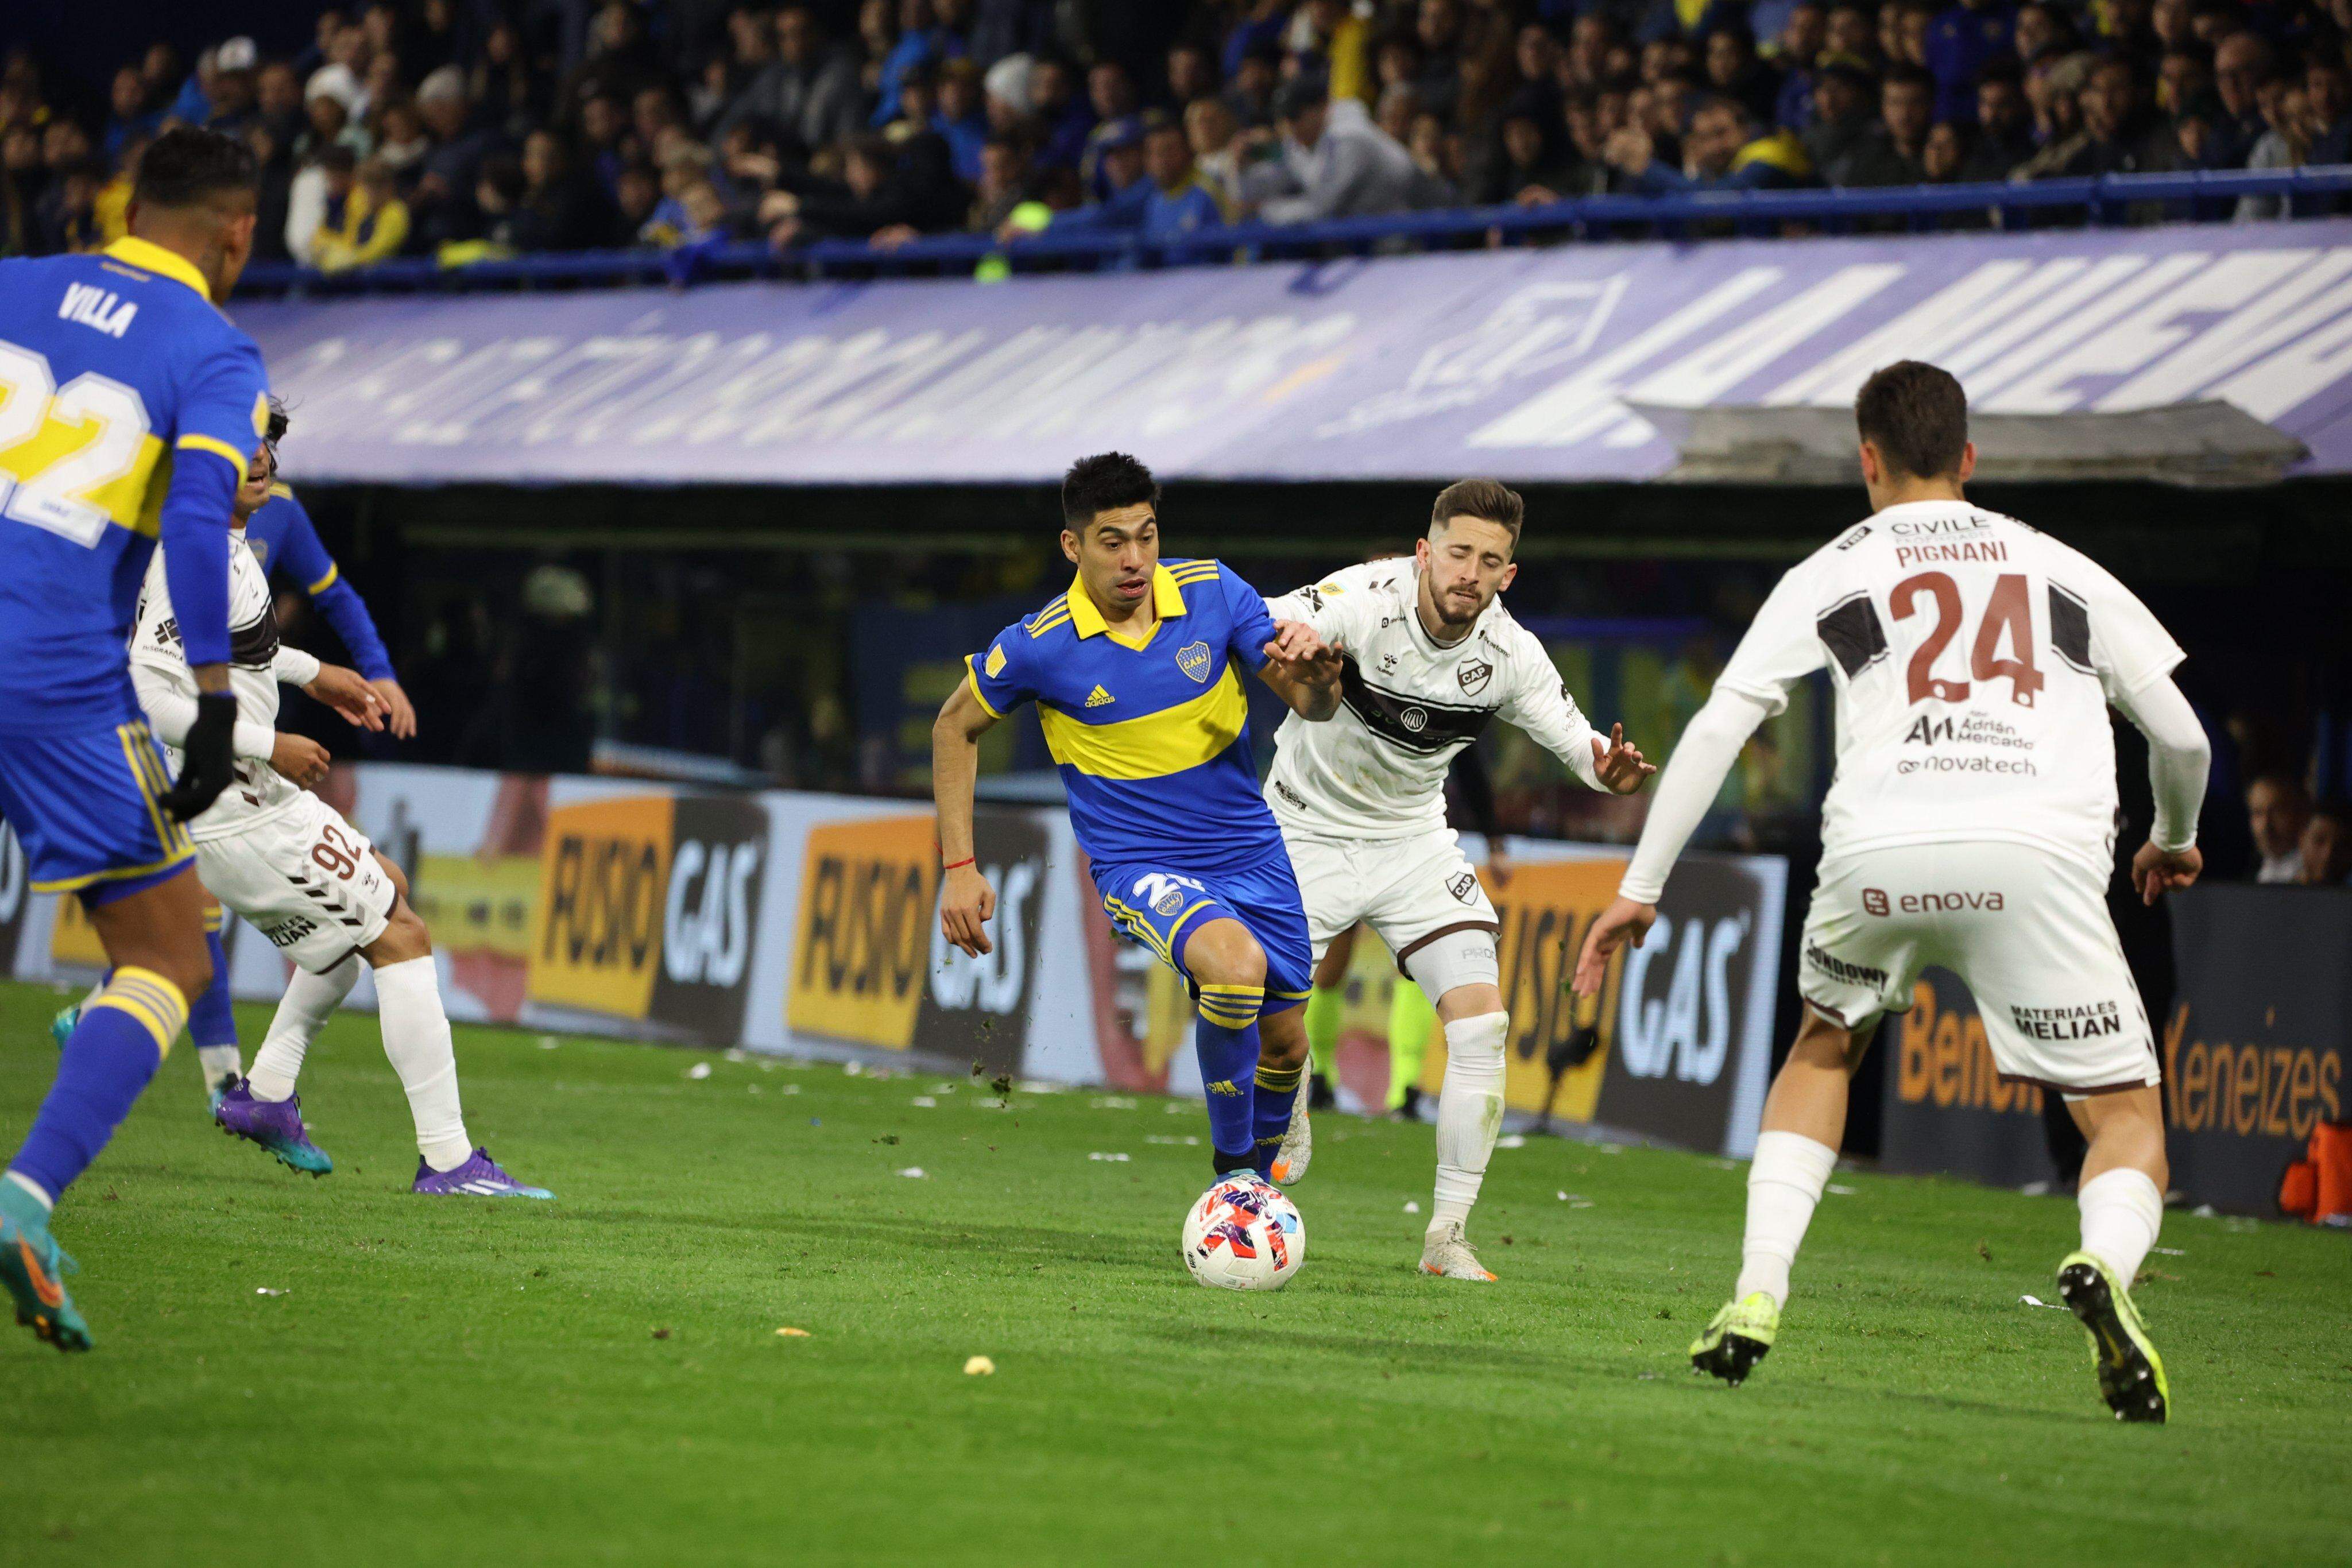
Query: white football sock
1430 1011 1510 1230
246 959 361 1102
372 956 472 1172
2076 1167 2163 1286
196 1043 243 1087
1734 1130 1839 1308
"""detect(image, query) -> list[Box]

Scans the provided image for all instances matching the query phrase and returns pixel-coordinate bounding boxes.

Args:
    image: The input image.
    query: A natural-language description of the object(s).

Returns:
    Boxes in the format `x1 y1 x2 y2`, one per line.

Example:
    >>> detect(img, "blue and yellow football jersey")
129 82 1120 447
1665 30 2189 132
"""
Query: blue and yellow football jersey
966 559 1290 875
246 482 396 681
0 237 269 734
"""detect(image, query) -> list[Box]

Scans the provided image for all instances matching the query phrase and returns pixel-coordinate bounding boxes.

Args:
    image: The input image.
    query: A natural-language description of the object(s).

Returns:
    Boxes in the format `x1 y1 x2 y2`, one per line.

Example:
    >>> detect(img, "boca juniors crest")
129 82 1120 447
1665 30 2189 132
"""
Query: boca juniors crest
1176 641 1212 683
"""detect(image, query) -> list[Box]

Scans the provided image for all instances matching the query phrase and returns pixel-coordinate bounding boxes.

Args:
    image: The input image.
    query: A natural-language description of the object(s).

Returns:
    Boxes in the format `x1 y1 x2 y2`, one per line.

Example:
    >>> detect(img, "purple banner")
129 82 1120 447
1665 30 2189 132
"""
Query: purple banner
240 221 2352 485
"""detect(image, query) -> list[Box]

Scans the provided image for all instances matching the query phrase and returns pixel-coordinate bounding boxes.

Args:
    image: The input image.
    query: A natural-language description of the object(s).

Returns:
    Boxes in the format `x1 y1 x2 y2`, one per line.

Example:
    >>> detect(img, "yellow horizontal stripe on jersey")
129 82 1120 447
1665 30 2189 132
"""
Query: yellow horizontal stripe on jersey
307 562 340 595
962 658 1004 720
1038 667 1244 780
176 432 249 471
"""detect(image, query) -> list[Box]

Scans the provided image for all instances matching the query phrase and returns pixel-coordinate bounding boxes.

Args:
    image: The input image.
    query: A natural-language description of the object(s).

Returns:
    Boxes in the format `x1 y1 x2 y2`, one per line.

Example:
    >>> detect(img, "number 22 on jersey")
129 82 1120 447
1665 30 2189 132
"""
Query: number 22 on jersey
0 340 155 548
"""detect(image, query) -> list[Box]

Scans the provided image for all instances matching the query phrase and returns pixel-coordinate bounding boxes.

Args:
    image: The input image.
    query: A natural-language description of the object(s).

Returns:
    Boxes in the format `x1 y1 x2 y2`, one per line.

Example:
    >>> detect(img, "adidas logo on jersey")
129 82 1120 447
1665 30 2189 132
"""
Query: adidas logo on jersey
1085 685 1115 707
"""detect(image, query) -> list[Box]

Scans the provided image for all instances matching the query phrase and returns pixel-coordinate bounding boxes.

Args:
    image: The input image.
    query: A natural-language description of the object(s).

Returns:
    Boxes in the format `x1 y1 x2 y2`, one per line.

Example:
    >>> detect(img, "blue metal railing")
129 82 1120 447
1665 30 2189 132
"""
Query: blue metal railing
235 164 2352 299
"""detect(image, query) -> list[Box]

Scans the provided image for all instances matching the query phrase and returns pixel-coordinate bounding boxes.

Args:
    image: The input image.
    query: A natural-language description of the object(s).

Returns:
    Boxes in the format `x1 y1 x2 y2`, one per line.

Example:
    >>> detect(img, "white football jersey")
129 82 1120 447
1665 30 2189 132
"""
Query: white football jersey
129 533 319 842
1718 499 2183 874
1263 557 1600 839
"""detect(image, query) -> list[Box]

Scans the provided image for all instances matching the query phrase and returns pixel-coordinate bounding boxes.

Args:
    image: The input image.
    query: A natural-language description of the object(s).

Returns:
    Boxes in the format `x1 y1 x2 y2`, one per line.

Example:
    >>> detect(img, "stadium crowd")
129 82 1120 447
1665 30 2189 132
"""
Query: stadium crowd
4 0 2350 270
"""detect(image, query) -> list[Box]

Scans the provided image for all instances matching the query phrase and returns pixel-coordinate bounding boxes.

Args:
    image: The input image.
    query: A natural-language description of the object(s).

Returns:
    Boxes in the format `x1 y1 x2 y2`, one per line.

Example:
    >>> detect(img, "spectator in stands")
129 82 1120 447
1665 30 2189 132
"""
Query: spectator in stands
1186 95 1245 212
1 123 45 257
2299 799 2352 886
312 155 411 272
966 134 1032 233
2308 58 2352 165
1705 28 1785 127
1479 87 1579 203
2247 774 2312 882
1243 70 1438 224
1040 111 1224 242
771 129 960 247
1924 0 2014 123
1962 72 2037 178
724 5 863 154
1773 3 1829 127
1833 63 1935 184
2210 30 2276 167
1611 94 1807 192
1169 42 1220 110
286 142 355 265
513 127 619 251
1802 59 1880 176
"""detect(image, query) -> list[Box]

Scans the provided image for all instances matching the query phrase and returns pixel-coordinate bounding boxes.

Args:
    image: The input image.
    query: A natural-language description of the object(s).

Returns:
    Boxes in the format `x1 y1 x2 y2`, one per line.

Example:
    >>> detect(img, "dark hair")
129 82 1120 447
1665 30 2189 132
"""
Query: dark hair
1882 64 1936 94
133 125 258 209
1855 360 1968 480
2312 796 2352 826
1430 478 1525 544
264 396 289 446
1062 451 1159 526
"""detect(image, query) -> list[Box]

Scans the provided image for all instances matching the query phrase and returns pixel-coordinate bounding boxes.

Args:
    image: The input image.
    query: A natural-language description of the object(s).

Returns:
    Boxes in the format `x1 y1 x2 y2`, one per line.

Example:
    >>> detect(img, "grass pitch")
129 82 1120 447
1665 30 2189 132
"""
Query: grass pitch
3 978 2347 1567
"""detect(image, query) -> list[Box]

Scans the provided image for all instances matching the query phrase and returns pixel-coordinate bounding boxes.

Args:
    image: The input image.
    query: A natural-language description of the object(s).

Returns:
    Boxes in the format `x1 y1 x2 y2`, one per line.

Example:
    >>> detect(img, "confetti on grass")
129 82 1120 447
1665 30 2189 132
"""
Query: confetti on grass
687 1062 712 1080
775 1326 811 1338
964 1356 996 1376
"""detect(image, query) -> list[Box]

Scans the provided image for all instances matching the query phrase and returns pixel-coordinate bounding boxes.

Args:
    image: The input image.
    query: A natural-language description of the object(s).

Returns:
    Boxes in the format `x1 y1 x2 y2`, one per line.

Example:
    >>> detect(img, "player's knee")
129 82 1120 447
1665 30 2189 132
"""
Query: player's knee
1186 924 1267 993
1258 1006 1309 1068
366 900 433 965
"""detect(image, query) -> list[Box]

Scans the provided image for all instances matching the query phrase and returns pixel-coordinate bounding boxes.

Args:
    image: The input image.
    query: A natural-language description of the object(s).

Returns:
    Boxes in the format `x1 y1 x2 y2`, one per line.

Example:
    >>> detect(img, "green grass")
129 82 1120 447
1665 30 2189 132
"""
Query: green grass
3 978 2348 1567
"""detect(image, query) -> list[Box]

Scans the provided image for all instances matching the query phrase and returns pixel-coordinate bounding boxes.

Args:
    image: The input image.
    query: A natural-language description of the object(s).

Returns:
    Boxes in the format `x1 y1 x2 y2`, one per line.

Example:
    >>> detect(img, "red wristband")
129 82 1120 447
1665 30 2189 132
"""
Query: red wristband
942 856 975 872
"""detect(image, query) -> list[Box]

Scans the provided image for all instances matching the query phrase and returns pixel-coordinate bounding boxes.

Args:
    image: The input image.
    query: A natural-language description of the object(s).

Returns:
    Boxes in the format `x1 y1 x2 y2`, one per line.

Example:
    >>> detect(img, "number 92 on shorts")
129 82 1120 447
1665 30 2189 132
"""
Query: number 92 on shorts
1091 853 1314 1006
196 792 396 974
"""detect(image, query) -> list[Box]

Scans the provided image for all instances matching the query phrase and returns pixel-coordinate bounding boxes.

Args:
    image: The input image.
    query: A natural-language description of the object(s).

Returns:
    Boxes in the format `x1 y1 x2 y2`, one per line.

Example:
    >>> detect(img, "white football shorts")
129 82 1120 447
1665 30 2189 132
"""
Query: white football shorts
1284 827 1500 998
1798 839 2158 1093
196 792 395 974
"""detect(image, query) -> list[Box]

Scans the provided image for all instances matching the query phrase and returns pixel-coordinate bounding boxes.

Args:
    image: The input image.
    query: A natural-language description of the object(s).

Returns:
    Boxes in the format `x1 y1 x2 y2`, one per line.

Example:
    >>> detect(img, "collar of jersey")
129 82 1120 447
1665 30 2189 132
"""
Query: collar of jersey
102 236 212 300
1065 565 1187 640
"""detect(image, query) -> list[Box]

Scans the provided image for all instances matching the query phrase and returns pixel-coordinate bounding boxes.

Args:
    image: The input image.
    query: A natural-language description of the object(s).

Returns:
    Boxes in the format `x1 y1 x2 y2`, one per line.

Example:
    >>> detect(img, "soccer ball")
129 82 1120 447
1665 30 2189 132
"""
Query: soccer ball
1181 1174 1304 1291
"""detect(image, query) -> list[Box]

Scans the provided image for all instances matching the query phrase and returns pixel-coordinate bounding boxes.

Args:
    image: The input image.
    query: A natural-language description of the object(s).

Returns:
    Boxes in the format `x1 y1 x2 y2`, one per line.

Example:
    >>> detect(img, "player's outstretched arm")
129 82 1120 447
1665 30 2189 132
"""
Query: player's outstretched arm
1588 722 1658 794
933 677 1001 957
1257 620 1343 721
1573 686 1772 996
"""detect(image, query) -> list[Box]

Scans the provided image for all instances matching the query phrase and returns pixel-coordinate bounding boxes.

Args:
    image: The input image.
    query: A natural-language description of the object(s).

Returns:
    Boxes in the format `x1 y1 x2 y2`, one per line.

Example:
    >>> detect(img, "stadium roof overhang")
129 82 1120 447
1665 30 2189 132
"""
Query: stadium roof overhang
1634 401 2311 488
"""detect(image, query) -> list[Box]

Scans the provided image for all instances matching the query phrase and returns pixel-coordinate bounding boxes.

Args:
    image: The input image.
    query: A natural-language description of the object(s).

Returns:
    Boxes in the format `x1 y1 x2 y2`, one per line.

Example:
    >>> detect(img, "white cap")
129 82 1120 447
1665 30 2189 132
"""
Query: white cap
305 64 360 109
984 52 1032 113
216 37 258 73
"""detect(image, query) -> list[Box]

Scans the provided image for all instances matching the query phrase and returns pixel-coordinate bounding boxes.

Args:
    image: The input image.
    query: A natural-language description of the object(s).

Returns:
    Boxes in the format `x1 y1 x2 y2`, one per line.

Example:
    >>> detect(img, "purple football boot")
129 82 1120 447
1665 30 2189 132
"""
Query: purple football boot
411 1148 553 1199
214 1081 334 1176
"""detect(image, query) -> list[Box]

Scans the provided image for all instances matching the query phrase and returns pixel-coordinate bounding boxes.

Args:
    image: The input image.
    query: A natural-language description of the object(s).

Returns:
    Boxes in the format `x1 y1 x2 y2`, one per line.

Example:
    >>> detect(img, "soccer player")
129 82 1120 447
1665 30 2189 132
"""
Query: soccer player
1260 481 1655 1280
0 127 268 1350
51 398 415 1105
1576 362 2208 1422
128 423 551 1201
934 452 1341 1184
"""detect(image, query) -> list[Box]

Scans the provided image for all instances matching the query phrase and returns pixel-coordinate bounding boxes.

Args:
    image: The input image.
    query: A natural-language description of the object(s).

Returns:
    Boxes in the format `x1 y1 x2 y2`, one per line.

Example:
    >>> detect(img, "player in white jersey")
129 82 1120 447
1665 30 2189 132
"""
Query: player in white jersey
1263 480 1655 1280
128 432 551 1198
1575 362 2208 1421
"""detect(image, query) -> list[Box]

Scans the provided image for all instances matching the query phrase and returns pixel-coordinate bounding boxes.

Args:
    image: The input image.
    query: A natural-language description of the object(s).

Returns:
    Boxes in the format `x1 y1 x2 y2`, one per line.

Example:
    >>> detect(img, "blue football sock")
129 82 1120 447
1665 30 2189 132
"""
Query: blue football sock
1252 1058 1304 1175
188 929 236 1051
7 966 184 1202
1194 982 1266 1170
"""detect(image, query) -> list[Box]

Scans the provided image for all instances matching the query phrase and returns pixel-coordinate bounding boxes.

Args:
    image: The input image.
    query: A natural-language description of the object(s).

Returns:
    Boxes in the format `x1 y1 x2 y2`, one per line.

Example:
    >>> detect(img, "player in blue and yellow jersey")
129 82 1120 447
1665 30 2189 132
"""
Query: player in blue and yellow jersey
243 472 413 735
934 453 1343 1186
0 127 270 1352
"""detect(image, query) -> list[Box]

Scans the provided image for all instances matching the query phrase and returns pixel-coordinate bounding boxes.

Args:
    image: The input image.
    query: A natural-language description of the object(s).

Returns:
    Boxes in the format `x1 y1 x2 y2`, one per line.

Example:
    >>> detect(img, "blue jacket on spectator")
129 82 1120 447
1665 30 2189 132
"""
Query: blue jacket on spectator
934 108 989 184
1049 173 1224 242
1925 2 2015 124
871 29 966 128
